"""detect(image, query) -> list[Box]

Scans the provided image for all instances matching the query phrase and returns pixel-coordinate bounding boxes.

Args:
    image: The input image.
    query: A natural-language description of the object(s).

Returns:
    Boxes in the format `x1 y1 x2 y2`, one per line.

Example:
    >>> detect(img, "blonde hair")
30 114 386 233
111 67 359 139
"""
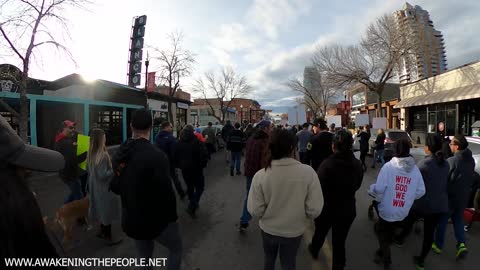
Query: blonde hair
87 128 111 170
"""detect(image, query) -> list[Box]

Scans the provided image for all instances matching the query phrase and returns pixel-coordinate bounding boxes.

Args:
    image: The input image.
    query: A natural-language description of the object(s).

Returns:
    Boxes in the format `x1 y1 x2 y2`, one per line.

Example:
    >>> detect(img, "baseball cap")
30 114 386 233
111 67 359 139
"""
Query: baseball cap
0 115 65 172
257 120 271 129
63 120 76 128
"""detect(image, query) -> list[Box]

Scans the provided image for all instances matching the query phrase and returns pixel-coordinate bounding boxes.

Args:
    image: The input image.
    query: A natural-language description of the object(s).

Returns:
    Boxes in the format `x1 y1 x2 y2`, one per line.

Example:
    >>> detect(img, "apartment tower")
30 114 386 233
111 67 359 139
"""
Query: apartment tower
394 2 447 83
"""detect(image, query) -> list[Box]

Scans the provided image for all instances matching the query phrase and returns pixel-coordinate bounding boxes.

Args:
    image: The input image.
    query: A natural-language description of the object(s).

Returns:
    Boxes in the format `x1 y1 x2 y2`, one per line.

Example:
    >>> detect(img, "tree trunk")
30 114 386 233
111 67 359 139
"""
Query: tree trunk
376 93 383 118
168 100 174 128
19 67 29 142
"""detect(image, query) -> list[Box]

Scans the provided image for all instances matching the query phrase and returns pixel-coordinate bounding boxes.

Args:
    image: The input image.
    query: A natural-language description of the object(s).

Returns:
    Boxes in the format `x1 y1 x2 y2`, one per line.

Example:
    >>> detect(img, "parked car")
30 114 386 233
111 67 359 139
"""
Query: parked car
368 129 413 161
197 124 225 151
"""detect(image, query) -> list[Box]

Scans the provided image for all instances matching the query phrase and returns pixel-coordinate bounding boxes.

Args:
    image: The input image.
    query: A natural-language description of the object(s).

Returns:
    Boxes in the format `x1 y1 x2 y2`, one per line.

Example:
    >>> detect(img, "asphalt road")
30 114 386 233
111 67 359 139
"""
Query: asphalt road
30 149 479 270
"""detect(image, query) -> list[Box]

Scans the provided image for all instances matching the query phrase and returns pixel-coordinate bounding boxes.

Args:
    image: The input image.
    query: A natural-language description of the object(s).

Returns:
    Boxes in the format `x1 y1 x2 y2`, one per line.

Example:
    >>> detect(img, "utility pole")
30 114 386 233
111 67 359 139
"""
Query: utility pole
144 51 150 109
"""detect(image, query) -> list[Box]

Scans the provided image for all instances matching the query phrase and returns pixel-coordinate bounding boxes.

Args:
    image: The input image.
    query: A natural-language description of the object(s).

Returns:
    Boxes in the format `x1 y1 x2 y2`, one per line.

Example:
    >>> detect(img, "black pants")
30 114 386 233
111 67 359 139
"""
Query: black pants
360 150 368 167
262 231 302 270
396 211 442 262
375 218 403 266
206 143 215 159
181 169 205 210
311 208 355 270
170 169 186 198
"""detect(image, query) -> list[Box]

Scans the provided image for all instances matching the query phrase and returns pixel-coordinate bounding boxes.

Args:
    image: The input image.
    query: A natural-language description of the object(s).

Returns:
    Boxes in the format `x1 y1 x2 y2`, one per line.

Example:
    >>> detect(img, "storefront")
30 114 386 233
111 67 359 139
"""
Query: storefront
176 102 189 133
396 61 480 144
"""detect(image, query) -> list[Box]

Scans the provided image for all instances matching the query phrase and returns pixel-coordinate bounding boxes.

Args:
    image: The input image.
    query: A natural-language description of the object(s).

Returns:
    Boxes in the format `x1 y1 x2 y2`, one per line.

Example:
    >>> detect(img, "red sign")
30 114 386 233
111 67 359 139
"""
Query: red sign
146 72 156 92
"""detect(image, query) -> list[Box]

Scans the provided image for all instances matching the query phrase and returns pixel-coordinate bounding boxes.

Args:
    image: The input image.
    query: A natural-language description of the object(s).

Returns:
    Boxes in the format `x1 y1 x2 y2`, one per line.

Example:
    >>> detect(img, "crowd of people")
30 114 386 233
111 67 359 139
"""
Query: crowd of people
1 110 480 270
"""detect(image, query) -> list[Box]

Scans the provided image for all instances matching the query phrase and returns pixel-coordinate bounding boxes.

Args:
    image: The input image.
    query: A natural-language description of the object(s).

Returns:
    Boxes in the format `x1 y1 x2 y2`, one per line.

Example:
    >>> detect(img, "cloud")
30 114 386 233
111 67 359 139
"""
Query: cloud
246 0 313 40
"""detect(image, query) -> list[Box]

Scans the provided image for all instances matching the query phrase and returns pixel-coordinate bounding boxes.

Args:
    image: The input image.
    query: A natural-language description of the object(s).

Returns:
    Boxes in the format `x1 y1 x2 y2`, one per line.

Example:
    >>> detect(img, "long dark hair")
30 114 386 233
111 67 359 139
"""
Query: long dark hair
265 129 296 170
0 165 59 259
425 134 445 165
394 138 411 158
333 129 354 153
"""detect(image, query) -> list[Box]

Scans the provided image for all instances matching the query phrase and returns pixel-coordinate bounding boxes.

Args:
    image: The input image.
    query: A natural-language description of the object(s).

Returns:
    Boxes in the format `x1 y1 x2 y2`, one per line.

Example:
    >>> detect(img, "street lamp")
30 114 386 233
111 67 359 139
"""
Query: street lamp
240 104 243 124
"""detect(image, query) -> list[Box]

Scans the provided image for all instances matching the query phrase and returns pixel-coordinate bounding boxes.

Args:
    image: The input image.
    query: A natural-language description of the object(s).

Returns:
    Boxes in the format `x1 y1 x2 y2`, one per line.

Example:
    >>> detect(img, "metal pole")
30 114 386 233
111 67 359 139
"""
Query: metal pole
144 52 149 109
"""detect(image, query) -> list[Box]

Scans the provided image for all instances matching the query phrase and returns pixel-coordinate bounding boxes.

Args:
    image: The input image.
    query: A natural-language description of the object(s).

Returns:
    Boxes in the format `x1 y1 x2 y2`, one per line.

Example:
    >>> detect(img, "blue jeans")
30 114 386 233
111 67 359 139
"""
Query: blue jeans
262 230 302 270
240 176 253 225
134 222 182 270
231 151 241 172
435 207 466 248
182 170 205 210
373 149 385 167
64 178 83 204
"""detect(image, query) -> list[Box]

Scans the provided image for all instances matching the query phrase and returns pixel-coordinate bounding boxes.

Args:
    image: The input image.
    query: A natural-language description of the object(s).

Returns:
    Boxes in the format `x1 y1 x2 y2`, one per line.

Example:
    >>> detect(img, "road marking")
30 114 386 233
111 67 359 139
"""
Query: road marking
304 221 332 270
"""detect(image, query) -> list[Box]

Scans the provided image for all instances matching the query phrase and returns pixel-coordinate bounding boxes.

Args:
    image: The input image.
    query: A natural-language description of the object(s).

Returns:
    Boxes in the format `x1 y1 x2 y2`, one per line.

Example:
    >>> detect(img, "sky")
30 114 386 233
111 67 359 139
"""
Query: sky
1 0 479 113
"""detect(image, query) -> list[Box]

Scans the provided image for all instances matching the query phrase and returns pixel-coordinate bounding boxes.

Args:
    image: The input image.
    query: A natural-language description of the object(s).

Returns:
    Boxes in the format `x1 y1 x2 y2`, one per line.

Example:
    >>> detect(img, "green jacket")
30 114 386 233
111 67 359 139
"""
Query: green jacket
202 127 216 145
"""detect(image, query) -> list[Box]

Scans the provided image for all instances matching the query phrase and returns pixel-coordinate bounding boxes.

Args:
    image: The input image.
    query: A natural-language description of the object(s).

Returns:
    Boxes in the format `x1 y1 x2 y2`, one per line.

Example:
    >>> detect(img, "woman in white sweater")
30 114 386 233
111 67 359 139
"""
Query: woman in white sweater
247 128 323 270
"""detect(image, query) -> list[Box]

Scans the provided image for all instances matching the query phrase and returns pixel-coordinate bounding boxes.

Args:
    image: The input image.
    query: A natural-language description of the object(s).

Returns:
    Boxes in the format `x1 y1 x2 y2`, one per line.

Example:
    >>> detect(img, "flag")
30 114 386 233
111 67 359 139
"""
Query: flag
147 72 156 92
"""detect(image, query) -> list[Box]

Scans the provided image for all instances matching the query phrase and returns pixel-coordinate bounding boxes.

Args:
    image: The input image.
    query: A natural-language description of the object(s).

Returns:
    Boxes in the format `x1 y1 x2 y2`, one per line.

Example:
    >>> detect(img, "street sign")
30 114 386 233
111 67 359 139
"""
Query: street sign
128 15 147 87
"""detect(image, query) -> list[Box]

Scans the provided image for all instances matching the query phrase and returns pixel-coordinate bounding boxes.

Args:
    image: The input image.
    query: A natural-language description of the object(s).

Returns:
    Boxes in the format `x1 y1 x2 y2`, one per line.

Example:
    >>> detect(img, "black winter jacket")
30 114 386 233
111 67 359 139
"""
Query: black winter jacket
111 138 177 240
175 131 208 172
447 148 475 210
227 129 244 152
316 151 363 216
307 131 334 171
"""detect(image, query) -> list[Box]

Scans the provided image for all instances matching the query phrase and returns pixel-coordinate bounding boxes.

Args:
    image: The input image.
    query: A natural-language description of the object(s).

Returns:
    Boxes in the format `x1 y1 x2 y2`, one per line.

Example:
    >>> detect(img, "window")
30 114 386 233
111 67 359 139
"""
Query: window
90 106 123 145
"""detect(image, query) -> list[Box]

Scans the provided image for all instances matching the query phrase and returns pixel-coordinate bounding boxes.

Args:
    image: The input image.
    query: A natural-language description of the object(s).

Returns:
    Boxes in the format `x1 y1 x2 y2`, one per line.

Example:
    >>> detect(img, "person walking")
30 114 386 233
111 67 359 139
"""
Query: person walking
155 121 187 200
393 134 449 270
239 120 271 232
0 115 67 266
110 109 181 270
222 120 235 163
244 124 255 140
306 118 333 171
369 139 425 269
308 130 363 270
202 122 217 160
372 128 386 169
54 120 87 204
194 127 207 143
432 134 475 260
357 125 371 172
86 128 121 244
296 123 312 164
175 125 209 218
227 122 244 176
248 129 323 270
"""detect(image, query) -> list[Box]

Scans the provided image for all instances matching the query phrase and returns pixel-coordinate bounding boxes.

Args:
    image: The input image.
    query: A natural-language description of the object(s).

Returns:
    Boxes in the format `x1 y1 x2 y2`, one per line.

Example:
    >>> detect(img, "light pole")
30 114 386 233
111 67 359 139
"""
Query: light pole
240 104 243 124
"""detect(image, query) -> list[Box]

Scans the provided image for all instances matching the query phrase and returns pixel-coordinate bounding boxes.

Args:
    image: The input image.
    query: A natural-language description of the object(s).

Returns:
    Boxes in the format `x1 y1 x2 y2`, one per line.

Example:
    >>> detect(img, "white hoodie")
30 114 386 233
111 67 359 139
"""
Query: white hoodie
369 156 425 222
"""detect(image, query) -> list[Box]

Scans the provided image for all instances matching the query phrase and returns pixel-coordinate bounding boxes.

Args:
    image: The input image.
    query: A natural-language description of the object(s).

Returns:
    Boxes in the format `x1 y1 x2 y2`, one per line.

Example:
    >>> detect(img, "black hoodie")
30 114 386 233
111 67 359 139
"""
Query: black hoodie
447 148 475 210
111 138 177 240
175 130 208 171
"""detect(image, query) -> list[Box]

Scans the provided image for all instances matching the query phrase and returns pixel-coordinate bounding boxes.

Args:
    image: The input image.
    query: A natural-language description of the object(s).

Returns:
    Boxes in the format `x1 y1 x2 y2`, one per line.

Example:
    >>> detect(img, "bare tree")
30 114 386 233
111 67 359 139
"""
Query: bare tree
193 66 252 125
286 68 339 117
312 14 413 117
0 0 88 141
151 32 195 126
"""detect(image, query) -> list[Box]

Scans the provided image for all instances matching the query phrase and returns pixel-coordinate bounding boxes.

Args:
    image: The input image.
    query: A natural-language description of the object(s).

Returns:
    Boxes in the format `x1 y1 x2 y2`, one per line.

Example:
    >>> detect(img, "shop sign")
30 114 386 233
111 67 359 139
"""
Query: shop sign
177 102 189 109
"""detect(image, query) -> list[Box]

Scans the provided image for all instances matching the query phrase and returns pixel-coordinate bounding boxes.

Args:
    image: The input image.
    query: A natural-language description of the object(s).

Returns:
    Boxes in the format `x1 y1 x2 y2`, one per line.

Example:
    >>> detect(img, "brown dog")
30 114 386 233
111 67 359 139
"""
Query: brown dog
55 197 90 246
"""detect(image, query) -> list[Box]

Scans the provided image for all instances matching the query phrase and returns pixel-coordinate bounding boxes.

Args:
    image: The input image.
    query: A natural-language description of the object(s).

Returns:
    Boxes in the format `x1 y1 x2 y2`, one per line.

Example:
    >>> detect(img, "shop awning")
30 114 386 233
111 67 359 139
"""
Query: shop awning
394 84 480 108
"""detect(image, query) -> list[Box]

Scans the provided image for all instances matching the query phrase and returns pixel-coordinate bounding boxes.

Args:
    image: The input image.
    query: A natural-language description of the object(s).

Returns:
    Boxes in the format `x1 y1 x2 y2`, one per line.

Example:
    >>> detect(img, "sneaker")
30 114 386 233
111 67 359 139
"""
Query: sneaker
371 165 375 169
239 223 248 233
431 243 442 254
230 169 234 176
308 243 319 260
413 256 424 270
456 243 468 260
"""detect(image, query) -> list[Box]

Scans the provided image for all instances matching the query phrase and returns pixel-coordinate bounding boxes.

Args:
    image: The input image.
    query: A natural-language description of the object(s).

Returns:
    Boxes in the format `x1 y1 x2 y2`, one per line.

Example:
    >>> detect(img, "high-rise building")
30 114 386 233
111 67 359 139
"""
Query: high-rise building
394 2 447 83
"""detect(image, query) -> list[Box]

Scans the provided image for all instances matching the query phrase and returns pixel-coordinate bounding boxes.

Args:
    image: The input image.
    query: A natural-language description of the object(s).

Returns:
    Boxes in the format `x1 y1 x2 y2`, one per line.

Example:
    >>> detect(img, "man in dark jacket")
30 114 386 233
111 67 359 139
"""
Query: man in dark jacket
175 125 209 218
202 122 217 160
239 120 271 232
54 120 86 204
309 130 363 270
433 135 475 260
155 121 186 200
222 120 235 163
111 109 181 270
357 125 371 171
227 122 244 176
306 118 334 171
